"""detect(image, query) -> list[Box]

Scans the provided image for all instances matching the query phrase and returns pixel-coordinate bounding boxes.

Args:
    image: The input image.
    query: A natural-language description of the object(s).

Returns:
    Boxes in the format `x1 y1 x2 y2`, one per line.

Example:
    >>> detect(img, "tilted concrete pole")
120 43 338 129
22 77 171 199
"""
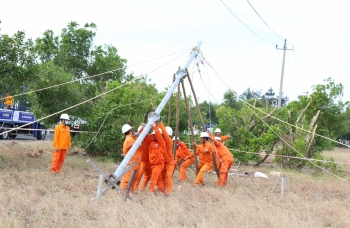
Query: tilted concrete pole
113 42 202 178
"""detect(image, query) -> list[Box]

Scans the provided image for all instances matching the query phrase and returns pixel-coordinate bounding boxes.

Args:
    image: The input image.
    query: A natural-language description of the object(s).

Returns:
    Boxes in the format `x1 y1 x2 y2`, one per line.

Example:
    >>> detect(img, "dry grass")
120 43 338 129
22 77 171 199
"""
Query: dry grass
1 141 350 228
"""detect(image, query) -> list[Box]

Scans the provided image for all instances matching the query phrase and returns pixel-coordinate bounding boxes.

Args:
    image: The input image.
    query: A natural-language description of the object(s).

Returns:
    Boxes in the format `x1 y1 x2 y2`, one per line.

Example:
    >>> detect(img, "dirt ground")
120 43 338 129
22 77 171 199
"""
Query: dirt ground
1 140 350 227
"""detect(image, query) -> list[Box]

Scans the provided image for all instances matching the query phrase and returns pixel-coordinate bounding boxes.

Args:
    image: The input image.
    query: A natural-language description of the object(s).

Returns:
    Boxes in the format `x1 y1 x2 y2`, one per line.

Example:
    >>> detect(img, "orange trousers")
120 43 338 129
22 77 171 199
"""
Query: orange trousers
50 149 67 172
179 157 194 181
120 162 141 192
216 159 233 186
148 164 164 193
194 163 212 185
162 162 175 194
134 161 152 191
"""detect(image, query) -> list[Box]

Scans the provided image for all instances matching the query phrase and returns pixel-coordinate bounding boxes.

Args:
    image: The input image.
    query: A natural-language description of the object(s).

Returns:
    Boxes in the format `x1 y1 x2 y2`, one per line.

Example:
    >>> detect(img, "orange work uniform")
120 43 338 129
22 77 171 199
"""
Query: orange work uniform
210 134 234 186
174 141 195 181
50 123 71 172
193 141 214 186
147 125 165 193
119 134 142 192
134 134 153 191
4 94 13 109
159 122 175 194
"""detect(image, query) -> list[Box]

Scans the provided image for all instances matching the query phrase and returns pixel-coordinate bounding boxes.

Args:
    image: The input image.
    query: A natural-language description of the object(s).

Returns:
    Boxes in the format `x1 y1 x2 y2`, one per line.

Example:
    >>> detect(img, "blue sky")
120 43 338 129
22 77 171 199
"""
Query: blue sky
1 0 350 104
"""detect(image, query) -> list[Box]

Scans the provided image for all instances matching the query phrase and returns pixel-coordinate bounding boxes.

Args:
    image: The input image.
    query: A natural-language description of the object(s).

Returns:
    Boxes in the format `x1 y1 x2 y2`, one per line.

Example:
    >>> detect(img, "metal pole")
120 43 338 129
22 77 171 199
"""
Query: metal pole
181 79 199 174
113 42 202 178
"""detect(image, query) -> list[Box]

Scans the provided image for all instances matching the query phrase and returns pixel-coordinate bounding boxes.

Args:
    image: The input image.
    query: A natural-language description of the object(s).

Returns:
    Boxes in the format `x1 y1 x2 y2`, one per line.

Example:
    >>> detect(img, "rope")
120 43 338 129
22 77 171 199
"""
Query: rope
198 51 350 148
0 48 191 100
0 50 189 137
199 53 350 184
17 99 154 172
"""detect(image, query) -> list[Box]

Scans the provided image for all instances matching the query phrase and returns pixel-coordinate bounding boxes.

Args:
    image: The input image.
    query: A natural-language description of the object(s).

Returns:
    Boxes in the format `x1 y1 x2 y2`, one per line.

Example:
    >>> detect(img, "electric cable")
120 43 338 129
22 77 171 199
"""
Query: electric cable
200 53 350 184
246 0 285 42
0 49 190 137
0 48 191 100
219 0 277 45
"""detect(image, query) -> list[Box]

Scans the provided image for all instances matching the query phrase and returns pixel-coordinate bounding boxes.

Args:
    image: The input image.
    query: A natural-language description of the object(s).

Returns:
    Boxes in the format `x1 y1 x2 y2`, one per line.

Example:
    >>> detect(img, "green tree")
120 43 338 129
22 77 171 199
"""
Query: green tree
77 77 161 160
0 32 38 95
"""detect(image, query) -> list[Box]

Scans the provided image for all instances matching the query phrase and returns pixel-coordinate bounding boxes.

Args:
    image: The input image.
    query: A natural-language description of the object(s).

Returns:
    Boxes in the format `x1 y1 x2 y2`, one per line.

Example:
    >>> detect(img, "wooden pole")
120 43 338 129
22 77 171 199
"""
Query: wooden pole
180 79 199 174
186 69 219 179
167 74 175 127
174 81 181 159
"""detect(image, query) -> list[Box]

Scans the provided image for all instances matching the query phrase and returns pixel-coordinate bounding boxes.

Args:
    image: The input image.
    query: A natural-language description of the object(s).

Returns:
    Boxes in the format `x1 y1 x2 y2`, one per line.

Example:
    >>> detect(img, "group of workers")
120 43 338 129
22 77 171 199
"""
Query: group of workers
120 120 234 195
49 113 235 195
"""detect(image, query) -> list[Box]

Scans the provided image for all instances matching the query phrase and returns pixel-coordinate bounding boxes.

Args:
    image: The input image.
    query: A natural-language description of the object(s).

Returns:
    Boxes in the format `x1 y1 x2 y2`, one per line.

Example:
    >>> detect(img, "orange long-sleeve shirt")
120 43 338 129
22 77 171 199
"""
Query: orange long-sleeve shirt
141 134 153 162
148 125 165 166
123 134 142 163
53 123 71 149
174 141 193 166
159 122 174 163
194 141 214 166
220 135 230 142
209 132 234 164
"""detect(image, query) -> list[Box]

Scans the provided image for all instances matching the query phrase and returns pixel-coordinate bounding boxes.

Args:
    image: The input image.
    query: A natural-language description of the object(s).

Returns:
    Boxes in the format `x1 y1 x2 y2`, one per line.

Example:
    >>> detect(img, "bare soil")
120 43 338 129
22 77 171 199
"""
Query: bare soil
1 140 350 227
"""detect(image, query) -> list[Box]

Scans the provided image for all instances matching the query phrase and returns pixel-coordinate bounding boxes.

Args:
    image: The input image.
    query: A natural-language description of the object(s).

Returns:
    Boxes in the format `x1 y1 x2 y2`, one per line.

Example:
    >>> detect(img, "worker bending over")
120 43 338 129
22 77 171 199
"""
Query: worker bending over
174 137 195 182
214 128 231 143
209 132 234 186
192 132 214 186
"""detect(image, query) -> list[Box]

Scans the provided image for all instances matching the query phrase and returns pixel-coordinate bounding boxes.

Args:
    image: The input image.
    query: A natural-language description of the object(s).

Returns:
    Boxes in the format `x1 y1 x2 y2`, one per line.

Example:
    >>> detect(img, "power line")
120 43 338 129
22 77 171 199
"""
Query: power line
246 0 285 42
219 0 276 45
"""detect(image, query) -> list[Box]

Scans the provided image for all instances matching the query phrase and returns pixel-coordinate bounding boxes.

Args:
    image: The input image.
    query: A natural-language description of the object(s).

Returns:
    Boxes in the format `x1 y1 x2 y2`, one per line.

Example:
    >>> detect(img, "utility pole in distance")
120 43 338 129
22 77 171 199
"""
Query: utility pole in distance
276 39 293 108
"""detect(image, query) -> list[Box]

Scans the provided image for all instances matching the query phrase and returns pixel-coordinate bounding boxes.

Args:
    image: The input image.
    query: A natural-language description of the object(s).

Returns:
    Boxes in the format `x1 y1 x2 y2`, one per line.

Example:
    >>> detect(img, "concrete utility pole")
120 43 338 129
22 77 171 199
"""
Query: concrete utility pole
276 39 293 108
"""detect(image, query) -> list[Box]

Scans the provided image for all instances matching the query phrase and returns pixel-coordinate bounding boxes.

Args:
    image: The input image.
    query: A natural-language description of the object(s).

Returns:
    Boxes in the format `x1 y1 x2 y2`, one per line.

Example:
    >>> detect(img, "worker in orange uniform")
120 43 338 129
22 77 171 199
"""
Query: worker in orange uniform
133 124 153 191
146 123 165 193
209 132 234 186
50 113 71 173
119 124 142 193
214 128 231 143
4 93 13 109
174 137 195 182
192 132 214 186
158 122 175 194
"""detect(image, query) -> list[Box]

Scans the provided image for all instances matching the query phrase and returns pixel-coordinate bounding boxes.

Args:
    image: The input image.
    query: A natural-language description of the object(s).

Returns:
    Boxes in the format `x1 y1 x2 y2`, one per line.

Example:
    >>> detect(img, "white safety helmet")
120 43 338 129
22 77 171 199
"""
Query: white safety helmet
122 124 133 134
200 132 209 138
172 136 179 141
166 126 173 136
214 128 221 133
60 113 70 120
151 128 162 135
214 137 221 141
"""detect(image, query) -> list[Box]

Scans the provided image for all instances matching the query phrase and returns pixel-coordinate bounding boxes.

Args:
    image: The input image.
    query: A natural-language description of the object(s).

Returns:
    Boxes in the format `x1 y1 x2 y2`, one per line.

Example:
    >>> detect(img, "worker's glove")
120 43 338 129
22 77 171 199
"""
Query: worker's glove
228 135 232 139
155 116 162 124
55 148 60 152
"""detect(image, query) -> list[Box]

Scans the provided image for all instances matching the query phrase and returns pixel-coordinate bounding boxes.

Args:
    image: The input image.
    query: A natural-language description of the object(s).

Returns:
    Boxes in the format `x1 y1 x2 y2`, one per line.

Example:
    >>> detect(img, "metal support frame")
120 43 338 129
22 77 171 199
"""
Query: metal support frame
272 174 290 196
89 159 136 200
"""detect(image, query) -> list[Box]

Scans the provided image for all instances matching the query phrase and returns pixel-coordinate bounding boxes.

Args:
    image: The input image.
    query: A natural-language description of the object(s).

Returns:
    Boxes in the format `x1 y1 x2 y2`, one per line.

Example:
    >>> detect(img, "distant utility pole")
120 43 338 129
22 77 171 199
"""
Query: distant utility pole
276 39 293 108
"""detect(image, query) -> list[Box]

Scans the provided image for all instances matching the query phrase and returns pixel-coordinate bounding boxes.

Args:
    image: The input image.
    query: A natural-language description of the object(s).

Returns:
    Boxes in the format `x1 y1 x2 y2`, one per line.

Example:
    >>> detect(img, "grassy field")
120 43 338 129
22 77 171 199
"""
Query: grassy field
1 140 350 227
